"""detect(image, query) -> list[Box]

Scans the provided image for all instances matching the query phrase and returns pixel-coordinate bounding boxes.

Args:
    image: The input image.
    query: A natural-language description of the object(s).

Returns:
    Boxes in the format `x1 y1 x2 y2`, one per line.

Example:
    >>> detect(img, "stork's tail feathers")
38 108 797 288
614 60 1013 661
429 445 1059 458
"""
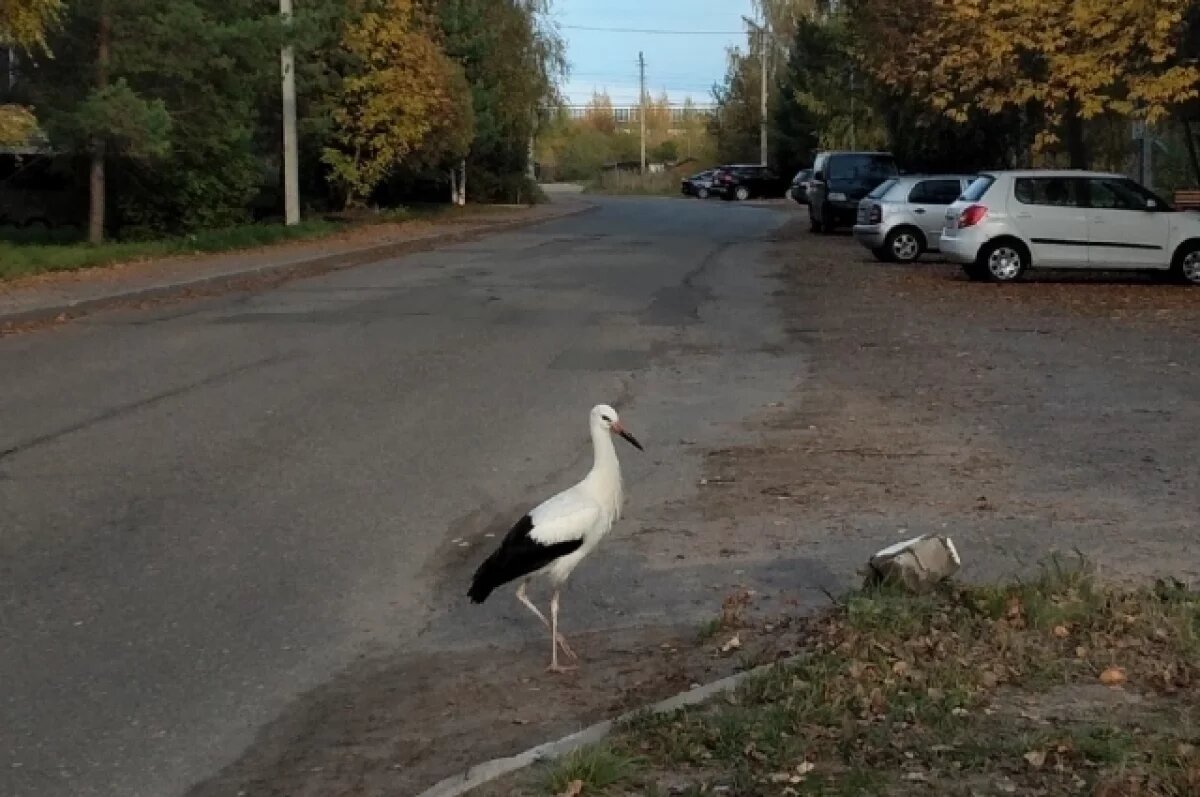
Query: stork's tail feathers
468 553 503 603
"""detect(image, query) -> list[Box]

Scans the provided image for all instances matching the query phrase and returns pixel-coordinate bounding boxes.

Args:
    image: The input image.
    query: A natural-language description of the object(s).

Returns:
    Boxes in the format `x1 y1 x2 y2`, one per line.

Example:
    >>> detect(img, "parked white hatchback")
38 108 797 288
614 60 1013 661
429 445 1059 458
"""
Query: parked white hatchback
853 174 976 262
940 171 1200 284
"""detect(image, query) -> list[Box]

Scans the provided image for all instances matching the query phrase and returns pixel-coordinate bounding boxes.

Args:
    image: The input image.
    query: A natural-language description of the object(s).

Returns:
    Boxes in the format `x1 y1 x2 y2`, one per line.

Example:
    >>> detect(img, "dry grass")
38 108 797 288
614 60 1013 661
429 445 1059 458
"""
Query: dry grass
512 560 1200 796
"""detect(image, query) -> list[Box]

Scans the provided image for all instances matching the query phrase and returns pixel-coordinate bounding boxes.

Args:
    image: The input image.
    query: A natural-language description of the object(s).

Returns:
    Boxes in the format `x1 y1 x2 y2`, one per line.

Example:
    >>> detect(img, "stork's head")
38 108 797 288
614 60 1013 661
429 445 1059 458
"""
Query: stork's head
591 404 644 451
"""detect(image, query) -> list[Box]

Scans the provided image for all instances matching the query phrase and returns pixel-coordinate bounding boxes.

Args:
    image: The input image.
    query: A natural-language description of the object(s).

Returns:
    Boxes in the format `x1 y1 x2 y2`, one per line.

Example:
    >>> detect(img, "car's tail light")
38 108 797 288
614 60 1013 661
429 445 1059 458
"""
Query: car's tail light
958 204 988 228
867 203 882 224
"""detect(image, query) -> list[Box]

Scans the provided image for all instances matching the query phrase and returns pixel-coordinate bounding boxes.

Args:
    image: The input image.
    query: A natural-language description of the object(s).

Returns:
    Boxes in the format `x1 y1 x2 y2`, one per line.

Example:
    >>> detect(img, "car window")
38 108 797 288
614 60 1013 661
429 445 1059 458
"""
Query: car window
962 175 995 202
867 178 899 200
1086 178 1171 211
1014 177 1084 208
828 154 897 182
908 179 963 205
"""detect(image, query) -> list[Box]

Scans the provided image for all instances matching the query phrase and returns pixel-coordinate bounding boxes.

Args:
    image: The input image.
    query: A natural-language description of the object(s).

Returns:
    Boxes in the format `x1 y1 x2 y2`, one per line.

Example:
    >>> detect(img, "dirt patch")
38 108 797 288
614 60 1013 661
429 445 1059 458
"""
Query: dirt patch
679 223 1200 584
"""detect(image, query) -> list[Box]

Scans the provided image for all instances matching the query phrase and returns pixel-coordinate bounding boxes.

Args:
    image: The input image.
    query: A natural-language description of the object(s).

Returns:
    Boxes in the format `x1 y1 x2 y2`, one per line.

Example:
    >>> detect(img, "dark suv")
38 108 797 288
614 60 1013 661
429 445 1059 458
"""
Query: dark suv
711 165 788 201
808 151 899 233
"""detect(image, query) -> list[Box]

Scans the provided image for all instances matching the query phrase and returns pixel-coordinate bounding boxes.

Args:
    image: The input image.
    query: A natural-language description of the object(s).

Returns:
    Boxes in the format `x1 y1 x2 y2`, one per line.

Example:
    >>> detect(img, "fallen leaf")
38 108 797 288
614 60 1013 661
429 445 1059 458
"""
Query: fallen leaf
1099 666 1127 686
1053 625 1070 638
1024 750 1047 768
796 762 815 775
557 779 584 797
720 634 742 653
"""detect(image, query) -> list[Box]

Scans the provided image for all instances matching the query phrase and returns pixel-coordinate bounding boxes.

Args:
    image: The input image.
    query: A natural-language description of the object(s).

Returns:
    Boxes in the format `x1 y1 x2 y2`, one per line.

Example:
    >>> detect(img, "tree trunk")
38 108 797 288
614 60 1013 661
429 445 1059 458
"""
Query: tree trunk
457 159 467 205
1063 98 1088 170
1181 116 1200 187
449 165 457 205
88 9 111 245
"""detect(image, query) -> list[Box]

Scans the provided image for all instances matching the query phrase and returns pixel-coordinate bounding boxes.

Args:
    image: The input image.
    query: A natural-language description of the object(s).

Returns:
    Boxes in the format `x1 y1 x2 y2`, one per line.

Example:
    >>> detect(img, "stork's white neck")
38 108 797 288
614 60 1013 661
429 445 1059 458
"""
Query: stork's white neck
582 421 624 519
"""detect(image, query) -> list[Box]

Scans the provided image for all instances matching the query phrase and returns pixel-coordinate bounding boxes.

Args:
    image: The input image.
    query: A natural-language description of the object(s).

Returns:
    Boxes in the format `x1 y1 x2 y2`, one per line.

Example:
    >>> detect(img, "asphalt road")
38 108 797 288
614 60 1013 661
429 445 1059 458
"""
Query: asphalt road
0 196 792 796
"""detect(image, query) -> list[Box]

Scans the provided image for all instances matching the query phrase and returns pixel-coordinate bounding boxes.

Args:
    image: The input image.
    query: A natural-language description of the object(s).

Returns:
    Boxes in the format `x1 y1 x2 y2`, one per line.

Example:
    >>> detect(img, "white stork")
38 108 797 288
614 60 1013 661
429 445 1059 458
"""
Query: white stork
468 404 644 672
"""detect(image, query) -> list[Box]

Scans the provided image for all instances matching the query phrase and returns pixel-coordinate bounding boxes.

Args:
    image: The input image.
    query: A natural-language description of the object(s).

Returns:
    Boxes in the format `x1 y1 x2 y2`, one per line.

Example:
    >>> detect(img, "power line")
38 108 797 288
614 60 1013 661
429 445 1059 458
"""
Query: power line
558 24 744 35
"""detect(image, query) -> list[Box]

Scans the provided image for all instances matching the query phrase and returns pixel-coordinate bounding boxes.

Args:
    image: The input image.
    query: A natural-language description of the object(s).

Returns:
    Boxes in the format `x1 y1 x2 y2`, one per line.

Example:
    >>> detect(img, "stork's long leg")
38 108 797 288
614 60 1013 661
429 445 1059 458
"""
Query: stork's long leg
516 582 577 662
549 590 576 672
547 589 577 673
516 581 549 627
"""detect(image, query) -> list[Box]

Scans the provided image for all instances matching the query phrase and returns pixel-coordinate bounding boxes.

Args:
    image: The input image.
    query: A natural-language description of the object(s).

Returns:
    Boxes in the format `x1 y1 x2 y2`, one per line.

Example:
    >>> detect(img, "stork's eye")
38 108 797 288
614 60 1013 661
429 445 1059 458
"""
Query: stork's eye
601 415 612 422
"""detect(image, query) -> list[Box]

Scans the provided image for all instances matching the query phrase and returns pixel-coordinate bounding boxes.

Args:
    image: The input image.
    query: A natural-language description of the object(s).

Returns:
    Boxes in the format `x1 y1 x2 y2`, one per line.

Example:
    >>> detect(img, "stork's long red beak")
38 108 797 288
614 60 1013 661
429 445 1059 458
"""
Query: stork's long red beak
611 421 644 451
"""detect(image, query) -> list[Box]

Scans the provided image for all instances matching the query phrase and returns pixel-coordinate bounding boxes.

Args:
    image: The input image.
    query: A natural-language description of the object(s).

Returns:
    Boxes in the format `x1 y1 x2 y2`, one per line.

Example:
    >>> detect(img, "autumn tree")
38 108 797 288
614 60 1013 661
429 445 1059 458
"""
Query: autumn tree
583 91 616 135
323 0 474 208
851 0 1200 168
426 0 564 202
0 0 62 50
710 48 763 164
0 0 61 147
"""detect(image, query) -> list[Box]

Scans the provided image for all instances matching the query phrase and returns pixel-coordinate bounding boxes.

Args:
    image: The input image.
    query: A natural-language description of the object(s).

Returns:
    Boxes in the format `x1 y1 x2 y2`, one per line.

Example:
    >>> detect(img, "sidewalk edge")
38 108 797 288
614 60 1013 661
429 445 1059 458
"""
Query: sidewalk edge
0 201 595 328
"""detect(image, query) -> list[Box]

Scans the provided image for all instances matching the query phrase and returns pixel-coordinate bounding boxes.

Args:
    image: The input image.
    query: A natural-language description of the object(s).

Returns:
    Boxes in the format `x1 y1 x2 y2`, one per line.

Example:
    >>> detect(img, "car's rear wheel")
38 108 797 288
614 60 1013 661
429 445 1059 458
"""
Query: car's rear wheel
697 187 709 200
1171 242 1200 285
734 186 751 201
884 227 924 263
979 239 1028 282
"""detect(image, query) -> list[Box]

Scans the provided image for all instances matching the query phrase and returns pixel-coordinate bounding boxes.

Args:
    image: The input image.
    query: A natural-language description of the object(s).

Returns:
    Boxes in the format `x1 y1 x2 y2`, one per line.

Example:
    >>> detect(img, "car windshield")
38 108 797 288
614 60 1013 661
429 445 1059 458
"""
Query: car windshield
961 175 995 202
867 178 899 199
829 154 897 184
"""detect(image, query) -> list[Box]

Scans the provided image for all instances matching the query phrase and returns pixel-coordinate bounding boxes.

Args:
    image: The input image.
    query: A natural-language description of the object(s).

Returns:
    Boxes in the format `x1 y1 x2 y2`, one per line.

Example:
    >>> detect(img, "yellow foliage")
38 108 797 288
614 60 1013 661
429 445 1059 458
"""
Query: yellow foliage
855 0 1200 152
324 0 474 207
0 0 62 50
0 105 39 147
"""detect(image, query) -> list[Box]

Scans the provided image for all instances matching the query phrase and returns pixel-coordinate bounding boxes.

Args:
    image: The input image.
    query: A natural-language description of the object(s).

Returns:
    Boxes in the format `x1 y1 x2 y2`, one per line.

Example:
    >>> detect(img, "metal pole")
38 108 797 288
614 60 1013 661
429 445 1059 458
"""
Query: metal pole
760 28 768 166
639 52 647 174
849 67 856 151
281 0 300 225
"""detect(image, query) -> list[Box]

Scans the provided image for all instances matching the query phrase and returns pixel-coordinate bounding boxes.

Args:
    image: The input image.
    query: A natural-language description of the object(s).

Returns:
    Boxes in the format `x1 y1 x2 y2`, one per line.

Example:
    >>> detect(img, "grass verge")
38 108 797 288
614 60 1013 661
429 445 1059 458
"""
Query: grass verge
0 203 519 282
512 560 1200 796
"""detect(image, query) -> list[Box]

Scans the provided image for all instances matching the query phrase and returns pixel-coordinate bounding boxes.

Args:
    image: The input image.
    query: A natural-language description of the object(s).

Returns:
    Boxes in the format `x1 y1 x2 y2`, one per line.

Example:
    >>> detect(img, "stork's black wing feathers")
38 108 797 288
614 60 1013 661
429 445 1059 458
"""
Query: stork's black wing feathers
467 514 584 603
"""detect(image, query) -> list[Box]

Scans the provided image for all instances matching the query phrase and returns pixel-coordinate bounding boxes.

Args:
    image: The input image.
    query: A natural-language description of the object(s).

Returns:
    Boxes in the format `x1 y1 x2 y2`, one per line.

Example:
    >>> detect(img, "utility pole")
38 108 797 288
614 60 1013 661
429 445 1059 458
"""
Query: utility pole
280 0 300 226
744 16 769 166
639 51 647 174
849 67 856 151
759 26 768 166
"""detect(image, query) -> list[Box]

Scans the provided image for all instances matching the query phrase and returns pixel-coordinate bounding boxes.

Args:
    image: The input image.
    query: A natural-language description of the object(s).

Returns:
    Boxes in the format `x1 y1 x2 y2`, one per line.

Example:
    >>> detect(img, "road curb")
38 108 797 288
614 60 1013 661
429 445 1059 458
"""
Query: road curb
0 201 596 329
415 656 793 797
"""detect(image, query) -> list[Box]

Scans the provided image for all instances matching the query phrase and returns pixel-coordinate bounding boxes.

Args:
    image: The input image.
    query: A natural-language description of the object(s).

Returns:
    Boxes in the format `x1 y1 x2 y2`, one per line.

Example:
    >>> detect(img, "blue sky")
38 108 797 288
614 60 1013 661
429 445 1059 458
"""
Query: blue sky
552 0 755 106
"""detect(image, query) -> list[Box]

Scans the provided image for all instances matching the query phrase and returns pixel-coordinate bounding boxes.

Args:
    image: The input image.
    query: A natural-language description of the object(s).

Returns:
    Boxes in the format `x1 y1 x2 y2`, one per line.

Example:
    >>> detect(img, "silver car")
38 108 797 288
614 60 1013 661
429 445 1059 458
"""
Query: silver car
853 175 975 262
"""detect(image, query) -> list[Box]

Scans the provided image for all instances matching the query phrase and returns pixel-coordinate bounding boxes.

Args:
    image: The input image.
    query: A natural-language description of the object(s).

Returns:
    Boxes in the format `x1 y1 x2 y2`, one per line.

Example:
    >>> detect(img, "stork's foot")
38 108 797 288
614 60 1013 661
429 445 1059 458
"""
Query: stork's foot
555 634 579 662
546 662 577 674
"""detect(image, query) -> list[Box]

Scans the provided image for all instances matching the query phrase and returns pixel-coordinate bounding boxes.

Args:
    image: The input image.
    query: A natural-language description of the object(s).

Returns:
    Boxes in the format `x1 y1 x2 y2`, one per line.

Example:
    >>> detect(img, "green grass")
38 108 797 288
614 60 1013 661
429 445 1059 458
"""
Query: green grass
539 745 641 795
0 202 517 282
508 559 1200 796
0 219 349 281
